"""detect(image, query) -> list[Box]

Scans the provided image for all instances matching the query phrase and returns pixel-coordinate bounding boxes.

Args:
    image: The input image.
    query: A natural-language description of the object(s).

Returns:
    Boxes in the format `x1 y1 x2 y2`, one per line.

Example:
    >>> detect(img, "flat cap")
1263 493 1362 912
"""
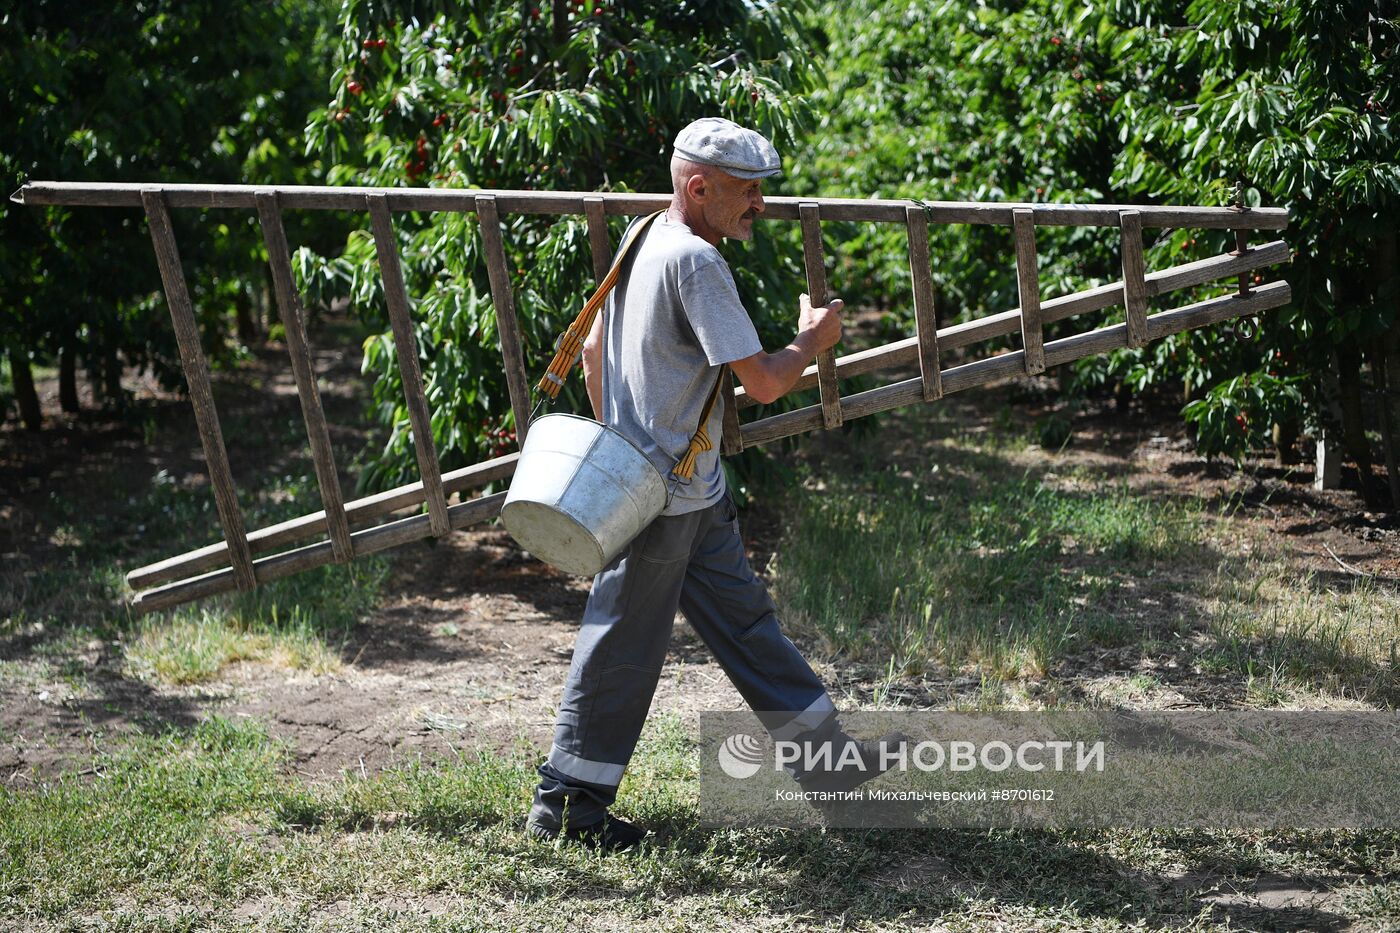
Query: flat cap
672 117 781 179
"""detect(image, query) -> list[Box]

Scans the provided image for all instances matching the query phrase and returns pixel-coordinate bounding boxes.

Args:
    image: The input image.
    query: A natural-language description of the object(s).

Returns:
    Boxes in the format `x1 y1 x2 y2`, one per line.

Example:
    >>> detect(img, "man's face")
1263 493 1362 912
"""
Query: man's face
705 172 766 241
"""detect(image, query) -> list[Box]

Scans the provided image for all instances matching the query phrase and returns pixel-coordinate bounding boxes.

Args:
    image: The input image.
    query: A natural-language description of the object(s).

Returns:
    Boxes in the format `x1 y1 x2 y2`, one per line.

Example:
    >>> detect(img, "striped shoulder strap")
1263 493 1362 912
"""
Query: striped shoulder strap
534 211 664 400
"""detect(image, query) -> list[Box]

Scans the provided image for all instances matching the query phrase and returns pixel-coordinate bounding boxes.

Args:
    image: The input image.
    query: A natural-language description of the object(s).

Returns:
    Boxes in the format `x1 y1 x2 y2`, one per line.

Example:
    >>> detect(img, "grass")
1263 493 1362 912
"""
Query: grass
769 405 1400 708
1201 558 1400 706
126 601 353 685
3 463 389 689
771 459 1204 680
7 358 1400 929
1 713 1397 931
124 536 389 685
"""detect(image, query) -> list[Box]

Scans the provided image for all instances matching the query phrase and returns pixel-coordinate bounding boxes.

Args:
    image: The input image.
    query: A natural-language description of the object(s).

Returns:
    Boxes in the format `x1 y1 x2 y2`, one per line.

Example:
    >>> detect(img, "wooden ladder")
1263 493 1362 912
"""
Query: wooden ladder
12 182 1293 612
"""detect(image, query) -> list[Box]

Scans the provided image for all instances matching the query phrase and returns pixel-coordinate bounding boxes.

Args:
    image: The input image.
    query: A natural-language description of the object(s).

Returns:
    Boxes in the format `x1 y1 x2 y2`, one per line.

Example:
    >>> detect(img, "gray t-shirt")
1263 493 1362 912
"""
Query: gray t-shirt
601 213 763 515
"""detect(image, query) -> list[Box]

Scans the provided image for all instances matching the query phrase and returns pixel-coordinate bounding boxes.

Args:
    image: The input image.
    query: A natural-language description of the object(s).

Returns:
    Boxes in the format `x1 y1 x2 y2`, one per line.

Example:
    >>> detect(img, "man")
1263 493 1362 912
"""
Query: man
525 118 888 850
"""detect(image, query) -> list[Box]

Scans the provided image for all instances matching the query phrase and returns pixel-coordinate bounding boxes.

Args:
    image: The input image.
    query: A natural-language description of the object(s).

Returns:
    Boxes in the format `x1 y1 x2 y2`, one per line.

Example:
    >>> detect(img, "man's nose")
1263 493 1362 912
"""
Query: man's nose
751 190 766 213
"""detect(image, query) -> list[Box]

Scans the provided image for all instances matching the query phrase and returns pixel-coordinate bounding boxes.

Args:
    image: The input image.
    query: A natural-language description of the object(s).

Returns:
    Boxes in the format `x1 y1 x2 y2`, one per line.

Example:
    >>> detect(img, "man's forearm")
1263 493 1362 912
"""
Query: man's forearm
762 332 824 398
731 292 843 405
732 330 824 405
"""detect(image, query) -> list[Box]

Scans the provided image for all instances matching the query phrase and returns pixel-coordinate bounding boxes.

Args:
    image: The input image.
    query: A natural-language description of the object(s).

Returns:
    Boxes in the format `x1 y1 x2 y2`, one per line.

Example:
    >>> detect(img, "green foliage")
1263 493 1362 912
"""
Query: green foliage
795 0 1398 467
1 1 338 413
790 0 1127 329
299 0 820 490
1183 369 1306 458
1108 0 1398 459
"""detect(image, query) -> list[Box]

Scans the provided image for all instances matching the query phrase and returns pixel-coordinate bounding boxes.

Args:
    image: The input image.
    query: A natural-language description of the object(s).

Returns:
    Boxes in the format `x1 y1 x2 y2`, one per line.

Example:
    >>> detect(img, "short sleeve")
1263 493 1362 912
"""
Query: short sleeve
678 257 764 366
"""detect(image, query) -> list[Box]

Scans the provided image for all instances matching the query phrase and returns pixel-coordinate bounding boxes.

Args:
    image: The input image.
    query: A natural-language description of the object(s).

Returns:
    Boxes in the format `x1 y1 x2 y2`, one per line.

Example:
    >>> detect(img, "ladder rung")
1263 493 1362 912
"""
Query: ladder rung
1012 208 1045 376
721 364 743 456
142 188 258 593
255 190 355 564
475 194 535 445
1119 210 1150 348
798 201 843 429
366 192 451 538
904 205 942 401
583 196 612 283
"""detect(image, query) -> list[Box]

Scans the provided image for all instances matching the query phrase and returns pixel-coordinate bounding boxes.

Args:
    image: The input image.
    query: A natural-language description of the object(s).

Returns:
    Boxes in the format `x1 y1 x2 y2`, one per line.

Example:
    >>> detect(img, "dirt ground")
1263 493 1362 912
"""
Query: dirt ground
2 331 1398 788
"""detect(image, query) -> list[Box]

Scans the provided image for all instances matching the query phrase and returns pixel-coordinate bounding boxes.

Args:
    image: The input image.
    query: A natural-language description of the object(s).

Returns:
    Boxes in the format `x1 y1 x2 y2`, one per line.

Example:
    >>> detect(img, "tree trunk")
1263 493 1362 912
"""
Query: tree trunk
235 291 259 345
552 0 568 52
107 350 124 411
1317 344 1345 489
8 348 42 431
1377 230 1400 510
261 268 278 336
1335 339 1383 509
1376 346 1400 510
59 344 80 413
95 346 125 412
1272 420 1300 465
87 359 104 408
1114 380 1132 413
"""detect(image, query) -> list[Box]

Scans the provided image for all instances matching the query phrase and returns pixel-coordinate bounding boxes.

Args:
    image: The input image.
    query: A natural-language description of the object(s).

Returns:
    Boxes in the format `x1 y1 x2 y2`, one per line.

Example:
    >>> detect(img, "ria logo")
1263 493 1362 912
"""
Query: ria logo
717 733 764 779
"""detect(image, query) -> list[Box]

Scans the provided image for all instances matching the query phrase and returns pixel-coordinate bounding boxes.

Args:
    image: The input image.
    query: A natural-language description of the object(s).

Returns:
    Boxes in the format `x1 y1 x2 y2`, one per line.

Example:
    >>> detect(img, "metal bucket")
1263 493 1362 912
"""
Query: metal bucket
501 413 668 576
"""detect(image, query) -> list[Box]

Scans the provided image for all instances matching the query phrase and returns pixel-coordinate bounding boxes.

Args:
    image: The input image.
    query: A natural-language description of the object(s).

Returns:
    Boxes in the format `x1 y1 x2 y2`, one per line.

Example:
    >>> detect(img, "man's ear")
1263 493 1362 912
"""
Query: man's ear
686 170 709 203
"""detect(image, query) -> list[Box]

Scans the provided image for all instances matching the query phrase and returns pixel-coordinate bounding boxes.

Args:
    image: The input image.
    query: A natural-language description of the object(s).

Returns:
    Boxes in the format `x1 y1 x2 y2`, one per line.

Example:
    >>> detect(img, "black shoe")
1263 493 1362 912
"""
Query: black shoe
798 730 912 794
525 814 649 852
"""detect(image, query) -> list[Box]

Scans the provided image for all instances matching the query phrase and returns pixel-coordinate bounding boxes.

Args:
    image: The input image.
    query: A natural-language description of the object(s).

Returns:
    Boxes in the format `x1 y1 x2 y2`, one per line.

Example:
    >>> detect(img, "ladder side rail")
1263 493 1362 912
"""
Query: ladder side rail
15 182 1291 230
740 281 1292 447
733 240 1291 408
133 493 506 614
127 453 517 589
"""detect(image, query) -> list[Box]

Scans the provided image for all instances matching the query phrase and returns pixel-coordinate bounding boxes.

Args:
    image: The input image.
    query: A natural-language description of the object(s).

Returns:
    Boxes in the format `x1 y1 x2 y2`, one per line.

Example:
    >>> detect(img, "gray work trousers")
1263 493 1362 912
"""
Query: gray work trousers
528 492 837 830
